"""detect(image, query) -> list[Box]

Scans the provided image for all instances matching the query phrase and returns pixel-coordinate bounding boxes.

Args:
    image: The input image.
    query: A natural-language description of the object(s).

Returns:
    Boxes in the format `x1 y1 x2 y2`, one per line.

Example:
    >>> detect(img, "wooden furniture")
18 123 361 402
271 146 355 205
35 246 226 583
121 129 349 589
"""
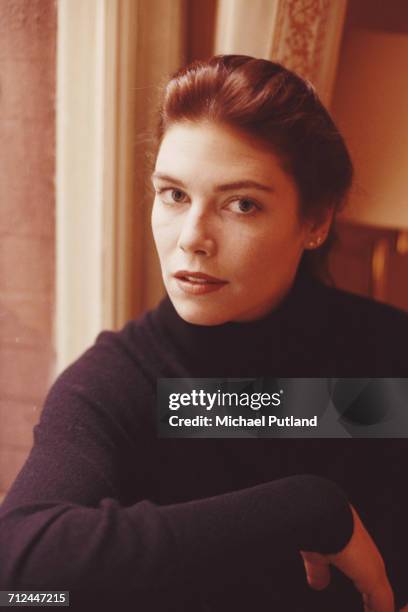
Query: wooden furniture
329 221 408 312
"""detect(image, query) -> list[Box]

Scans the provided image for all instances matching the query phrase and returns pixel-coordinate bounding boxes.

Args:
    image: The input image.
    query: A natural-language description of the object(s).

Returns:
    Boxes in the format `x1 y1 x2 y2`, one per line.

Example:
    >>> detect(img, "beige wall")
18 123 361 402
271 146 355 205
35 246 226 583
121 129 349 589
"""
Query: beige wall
331 28 408 227
0 0 56 495
328 1 408 310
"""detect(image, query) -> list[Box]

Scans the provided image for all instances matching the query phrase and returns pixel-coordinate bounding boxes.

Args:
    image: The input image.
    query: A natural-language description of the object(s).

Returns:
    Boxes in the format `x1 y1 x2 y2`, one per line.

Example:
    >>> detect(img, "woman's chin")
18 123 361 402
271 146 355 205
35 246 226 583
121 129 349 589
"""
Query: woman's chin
171 299 231 326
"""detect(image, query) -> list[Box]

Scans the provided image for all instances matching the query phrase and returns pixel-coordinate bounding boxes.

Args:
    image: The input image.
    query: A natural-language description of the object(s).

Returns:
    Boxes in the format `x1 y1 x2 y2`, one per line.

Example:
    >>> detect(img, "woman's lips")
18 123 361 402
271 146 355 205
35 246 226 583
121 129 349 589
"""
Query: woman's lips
174 275 228 295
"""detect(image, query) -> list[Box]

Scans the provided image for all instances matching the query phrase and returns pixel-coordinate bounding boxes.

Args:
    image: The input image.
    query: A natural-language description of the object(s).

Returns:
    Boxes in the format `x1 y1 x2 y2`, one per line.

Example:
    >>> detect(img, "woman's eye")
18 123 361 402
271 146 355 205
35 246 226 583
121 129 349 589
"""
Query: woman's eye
228 198 259 214
158 188 188 205
170 189 186 202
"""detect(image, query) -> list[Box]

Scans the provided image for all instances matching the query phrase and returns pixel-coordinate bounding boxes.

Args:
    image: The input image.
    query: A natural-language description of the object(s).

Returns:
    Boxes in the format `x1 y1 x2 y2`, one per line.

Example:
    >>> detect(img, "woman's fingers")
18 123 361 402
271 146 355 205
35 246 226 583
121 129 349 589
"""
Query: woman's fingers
301 506 394 612
301 505 394 612
301 551 394 612
300 550 331 590
326 506 395 612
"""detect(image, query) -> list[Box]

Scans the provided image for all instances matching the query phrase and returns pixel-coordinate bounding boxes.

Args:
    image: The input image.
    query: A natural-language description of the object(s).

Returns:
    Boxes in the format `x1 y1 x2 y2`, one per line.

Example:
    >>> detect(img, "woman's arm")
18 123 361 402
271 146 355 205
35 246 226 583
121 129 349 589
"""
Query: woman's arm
0 441 353 592
0 376 354 604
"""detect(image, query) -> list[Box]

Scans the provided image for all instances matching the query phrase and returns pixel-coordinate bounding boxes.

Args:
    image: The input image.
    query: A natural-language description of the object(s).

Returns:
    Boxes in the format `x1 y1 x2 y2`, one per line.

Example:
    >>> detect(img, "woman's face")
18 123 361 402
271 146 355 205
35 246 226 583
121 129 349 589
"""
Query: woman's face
151 121 315 325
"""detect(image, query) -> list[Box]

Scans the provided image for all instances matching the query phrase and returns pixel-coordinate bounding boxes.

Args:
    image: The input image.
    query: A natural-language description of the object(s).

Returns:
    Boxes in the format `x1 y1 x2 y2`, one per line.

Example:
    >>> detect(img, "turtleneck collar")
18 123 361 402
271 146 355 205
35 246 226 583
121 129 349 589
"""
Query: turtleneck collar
151 265 326 377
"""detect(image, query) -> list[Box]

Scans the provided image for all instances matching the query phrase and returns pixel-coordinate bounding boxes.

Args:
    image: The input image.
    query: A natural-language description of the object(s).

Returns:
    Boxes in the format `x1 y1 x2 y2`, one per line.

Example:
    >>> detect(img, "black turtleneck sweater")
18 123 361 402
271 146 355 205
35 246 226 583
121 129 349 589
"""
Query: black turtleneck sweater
1 271 408 611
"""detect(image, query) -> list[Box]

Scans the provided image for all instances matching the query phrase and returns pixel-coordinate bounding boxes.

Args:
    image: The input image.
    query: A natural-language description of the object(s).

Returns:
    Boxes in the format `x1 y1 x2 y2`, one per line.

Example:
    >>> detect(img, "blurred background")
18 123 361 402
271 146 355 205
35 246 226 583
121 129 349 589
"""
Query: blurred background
1 0 408 498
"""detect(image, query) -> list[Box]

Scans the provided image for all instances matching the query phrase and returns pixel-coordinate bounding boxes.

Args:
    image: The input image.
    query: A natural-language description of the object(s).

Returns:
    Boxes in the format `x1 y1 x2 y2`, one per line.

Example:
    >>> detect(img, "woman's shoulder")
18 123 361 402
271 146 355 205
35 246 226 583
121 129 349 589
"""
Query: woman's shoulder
320 281 408 330
56 314 150 385
313 280 408 375
61 305 165 384
39 310 161 438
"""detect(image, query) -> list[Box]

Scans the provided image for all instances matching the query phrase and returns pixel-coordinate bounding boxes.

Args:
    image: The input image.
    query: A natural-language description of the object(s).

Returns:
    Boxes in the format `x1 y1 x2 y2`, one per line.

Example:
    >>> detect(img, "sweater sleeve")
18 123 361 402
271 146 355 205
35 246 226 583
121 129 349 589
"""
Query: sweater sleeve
0 334 354 604
0 470 353 595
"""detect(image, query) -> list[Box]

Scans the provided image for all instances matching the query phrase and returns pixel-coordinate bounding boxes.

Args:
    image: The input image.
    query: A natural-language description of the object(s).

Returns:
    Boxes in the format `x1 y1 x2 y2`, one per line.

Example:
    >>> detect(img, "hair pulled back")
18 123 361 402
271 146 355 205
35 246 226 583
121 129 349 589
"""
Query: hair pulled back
157 55 353 273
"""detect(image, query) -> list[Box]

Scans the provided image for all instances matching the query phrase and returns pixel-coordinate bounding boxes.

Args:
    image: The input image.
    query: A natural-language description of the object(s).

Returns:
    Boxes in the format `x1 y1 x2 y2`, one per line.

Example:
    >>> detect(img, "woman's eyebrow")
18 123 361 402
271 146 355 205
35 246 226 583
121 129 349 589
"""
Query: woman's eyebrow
151 172 186 187
151 172 274 193
215 180 274 193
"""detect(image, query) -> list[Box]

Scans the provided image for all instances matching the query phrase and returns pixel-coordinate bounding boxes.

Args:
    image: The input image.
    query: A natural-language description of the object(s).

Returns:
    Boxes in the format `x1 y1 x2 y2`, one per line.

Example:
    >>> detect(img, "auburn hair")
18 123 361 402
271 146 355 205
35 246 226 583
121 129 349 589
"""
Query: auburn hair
156 55 353 275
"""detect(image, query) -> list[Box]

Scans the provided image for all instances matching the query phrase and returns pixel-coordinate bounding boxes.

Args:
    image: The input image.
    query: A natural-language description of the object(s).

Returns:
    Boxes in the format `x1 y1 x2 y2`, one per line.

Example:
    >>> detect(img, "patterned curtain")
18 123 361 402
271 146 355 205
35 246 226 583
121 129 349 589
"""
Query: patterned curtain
214 0 347 106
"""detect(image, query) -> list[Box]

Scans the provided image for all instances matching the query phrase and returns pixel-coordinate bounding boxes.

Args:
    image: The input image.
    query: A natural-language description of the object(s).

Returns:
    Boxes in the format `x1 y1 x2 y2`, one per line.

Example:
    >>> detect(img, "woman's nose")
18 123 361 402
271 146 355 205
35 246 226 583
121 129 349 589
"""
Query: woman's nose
177 208 217 256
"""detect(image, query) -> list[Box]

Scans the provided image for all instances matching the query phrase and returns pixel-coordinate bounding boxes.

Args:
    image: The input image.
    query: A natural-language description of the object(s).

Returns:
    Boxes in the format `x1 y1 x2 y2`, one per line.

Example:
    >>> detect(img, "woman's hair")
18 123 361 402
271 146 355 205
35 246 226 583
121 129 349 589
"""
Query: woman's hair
156 55 353 276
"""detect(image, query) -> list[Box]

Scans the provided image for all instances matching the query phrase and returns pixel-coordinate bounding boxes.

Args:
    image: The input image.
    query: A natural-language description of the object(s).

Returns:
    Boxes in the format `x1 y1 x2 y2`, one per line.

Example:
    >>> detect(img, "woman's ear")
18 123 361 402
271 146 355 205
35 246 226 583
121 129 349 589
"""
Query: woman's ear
304 208 335 250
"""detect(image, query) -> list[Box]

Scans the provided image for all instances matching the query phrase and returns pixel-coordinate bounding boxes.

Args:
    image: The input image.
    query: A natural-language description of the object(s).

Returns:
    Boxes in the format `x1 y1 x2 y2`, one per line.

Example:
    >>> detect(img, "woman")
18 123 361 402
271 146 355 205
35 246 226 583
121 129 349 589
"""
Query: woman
1 55 407 611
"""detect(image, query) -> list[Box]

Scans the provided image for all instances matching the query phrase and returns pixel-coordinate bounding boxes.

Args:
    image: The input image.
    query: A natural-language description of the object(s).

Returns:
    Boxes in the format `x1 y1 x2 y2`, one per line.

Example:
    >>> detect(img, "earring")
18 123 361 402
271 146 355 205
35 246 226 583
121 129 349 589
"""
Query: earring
308 236 323 248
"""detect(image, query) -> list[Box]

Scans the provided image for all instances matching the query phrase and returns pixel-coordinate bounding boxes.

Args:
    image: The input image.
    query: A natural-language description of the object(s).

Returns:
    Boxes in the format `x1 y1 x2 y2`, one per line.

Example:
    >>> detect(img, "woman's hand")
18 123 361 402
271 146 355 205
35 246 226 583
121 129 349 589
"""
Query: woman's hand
300 505 394 612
